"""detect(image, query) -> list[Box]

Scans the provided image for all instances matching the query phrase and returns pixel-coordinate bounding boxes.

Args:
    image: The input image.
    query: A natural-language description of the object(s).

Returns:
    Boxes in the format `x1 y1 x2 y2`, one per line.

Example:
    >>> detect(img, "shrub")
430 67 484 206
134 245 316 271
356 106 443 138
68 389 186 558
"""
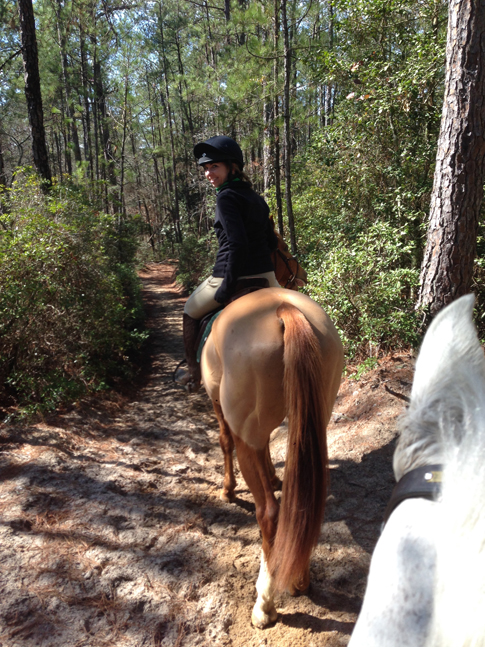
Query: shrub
175 231 218 293
0 171 146 414
304 220 420 358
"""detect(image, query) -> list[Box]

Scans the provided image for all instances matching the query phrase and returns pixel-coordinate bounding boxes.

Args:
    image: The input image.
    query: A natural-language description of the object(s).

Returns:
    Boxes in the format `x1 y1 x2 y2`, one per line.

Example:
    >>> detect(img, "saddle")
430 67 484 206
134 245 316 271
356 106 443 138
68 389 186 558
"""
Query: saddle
194 278 270 361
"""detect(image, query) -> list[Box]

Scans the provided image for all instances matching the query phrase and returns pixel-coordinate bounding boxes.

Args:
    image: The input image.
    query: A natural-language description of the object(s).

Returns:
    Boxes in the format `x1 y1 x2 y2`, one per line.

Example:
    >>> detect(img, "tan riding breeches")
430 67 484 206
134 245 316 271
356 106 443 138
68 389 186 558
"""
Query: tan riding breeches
184 271 280 319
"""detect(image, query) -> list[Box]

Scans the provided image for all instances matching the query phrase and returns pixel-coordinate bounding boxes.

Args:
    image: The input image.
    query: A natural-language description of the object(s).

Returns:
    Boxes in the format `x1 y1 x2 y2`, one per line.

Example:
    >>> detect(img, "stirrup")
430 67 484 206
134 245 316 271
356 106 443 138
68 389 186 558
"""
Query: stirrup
173 358 188 383
173 360 201 393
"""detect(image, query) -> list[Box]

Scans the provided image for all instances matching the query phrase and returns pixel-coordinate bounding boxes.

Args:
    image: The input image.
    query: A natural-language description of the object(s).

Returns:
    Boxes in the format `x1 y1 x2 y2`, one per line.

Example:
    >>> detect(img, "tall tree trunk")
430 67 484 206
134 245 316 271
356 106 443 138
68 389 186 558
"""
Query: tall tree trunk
55 0 82 167
80 29 94 181
263 78 273 195
0 127 8 218
273 0 284 235
92 48 117 200
60 102 72 175
416 0 485 321
146 71 164 230
0 131 6 189
204 1 216 68
175 34 194 138
119 75 129 217
159 16 182 244
281 0 296 253
17 0 51 186
325 1 334 127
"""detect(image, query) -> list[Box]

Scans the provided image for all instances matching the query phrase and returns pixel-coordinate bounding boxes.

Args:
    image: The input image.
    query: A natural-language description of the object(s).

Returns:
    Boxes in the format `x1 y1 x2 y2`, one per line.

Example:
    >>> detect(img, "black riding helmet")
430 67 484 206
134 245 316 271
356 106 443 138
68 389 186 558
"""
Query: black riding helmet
194 135 244 169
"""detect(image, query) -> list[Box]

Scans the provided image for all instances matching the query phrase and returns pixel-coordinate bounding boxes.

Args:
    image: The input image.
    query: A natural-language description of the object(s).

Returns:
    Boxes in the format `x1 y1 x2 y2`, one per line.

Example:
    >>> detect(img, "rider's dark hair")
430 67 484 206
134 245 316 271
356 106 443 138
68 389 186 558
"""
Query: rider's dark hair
225 161 252 188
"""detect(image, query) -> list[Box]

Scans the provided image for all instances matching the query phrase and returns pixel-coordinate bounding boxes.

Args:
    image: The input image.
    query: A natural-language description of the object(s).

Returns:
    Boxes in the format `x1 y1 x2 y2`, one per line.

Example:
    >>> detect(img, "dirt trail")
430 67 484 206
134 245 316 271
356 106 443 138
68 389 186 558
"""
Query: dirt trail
0 263 414 647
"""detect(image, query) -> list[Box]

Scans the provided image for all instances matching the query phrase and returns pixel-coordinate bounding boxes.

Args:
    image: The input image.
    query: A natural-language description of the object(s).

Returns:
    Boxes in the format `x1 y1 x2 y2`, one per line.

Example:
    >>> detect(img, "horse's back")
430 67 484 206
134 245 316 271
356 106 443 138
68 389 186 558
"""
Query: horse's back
201 288 343 448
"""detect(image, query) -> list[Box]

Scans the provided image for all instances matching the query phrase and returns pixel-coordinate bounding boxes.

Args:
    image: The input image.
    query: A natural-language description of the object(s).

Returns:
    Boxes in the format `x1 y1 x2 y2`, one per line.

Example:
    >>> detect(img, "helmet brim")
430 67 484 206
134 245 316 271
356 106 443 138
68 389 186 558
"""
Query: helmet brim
193 142 243 167
196 153 228 166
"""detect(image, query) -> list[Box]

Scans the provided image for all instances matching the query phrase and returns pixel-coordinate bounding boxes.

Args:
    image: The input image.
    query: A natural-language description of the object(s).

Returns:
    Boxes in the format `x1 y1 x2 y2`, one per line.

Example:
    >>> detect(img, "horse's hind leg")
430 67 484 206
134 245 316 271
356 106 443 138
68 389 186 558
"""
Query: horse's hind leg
213 402 236 502
233 435 279 628
265 444 282 492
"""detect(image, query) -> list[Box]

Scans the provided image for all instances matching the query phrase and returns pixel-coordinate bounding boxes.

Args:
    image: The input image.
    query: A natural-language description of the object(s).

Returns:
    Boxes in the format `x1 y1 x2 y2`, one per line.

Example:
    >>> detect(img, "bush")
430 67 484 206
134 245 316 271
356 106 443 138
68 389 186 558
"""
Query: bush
175 231 218 293
0 171 146 414
304 220 420 358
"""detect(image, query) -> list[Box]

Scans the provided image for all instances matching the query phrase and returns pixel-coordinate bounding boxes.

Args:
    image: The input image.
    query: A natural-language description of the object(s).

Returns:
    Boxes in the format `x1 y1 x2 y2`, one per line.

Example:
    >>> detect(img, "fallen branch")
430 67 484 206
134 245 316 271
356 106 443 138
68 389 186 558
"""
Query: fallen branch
384 384 411 403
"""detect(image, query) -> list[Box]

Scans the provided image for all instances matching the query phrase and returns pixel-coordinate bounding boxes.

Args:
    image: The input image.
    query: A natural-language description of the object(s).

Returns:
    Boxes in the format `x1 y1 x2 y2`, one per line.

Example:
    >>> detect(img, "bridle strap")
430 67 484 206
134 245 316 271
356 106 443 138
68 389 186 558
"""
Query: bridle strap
274 248 300 288
383 464 443 526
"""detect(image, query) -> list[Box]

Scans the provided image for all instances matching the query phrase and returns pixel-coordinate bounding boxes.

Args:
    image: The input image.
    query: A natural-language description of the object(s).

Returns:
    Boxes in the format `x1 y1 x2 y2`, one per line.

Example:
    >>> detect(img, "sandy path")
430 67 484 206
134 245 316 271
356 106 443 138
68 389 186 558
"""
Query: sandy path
0 263 412 646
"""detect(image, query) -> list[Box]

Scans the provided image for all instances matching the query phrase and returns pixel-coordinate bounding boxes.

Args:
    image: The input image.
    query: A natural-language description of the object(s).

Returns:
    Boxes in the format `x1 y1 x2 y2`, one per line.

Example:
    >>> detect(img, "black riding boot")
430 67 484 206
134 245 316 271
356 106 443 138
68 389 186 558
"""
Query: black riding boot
176 313 201 392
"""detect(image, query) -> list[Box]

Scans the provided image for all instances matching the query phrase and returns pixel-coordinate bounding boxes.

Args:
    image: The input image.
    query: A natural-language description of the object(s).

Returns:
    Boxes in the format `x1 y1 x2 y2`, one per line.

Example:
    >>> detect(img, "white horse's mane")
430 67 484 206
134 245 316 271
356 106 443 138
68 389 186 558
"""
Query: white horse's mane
394 294 485 481
393 294 485 646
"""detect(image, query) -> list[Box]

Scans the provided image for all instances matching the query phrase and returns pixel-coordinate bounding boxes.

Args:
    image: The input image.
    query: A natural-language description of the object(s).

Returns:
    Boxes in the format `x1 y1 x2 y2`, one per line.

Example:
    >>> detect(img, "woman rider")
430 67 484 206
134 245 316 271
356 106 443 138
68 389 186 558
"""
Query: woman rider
176 135 280 392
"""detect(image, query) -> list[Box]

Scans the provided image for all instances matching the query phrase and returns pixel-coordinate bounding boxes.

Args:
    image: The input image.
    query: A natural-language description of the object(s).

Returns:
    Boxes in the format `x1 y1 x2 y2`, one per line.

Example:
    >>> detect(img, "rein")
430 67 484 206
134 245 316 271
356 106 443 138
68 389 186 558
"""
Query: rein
274 248 300 288
383 464 443 526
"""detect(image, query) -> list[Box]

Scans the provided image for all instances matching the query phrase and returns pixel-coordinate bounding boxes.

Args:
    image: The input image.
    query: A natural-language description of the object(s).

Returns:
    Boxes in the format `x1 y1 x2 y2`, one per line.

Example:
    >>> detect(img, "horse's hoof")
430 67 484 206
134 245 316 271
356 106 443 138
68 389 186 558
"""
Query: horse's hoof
251 605 278 629
220 490 235 503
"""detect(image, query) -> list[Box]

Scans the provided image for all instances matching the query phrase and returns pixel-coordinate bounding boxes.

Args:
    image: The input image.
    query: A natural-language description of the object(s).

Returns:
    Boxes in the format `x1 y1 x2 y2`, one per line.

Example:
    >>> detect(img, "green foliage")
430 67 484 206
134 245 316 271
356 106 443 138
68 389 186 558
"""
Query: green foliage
175 231 219 293
347 356 379 381
1 0 454 365
304 220 420 358
284 0 448 357
0 171 146 415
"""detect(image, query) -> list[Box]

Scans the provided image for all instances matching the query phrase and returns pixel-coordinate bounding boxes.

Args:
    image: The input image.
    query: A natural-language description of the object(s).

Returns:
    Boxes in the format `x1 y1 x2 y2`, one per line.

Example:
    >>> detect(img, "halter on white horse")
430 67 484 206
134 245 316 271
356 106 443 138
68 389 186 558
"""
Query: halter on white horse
350 294 485 647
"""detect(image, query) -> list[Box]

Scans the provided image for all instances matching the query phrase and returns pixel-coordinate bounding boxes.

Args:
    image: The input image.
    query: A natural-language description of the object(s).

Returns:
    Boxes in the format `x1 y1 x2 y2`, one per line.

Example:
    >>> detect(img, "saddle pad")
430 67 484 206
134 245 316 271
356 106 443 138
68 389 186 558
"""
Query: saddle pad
196 310 222 363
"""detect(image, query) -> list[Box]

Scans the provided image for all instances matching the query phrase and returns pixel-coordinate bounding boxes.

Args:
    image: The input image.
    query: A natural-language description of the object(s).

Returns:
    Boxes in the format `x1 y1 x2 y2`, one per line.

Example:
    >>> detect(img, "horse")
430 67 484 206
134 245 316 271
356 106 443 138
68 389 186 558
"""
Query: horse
349 293 485 647
199 286 343 628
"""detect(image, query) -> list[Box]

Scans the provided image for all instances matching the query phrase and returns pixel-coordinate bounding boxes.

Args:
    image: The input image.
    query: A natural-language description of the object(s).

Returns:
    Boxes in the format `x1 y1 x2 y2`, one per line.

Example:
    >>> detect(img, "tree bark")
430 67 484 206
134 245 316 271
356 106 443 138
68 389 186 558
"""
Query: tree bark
93 49 117 193
417 0 485 320
0 130 6 189
281 0 296 253
273 0 284 235
80 28 94 181
55 0 82 167
159 16 182 244
17 0 52 186
263 78 273 194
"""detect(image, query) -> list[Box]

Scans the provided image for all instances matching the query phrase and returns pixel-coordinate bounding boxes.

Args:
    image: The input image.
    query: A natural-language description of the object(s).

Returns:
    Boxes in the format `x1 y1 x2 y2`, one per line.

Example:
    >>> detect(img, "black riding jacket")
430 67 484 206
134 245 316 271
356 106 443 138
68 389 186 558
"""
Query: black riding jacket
212 180 278 303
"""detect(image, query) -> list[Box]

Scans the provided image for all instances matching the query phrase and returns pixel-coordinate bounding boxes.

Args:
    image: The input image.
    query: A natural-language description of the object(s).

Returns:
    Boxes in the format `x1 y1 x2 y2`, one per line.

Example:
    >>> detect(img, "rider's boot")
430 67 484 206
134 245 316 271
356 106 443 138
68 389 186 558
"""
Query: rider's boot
176 313 201 393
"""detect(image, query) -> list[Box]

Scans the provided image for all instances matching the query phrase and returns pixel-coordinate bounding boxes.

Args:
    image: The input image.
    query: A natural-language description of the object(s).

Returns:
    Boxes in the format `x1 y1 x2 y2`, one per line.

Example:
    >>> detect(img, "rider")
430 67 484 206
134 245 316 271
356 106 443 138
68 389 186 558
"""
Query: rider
176 135 280 392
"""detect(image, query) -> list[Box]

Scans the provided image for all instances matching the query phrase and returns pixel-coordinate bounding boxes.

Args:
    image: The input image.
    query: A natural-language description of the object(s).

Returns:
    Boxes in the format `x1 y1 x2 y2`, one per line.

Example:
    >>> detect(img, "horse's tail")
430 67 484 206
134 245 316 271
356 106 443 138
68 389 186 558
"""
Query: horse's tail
269 302 329 592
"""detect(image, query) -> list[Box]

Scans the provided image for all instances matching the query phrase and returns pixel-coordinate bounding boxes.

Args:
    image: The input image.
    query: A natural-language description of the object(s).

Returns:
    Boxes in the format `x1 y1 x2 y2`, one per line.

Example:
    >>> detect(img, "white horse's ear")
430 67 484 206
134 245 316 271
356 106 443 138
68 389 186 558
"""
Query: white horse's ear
411 294 484 402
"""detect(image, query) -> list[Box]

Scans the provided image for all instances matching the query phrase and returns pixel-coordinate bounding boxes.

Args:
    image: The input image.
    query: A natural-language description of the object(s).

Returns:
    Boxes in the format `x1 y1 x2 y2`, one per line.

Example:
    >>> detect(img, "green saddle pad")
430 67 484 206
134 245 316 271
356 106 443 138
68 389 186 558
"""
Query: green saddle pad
197 310 222 363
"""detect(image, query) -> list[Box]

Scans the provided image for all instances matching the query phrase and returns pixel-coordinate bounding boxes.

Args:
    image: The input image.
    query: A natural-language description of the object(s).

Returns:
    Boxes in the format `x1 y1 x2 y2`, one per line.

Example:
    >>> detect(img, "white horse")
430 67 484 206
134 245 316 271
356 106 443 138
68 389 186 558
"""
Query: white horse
350 294 485 647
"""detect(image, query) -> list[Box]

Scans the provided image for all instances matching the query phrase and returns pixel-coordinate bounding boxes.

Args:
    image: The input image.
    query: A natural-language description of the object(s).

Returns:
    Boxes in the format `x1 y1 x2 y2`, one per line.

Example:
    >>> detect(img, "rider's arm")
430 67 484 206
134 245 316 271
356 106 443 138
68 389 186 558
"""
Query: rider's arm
213 192 248 303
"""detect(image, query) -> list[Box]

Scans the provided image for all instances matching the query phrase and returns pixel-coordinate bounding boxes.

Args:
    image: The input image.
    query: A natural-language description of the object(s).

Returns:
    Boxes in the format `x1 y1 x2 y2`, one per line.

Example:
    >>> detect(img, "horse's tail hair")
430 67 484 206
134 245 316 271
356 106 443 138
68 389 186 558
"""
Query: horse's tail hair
268 302 328 592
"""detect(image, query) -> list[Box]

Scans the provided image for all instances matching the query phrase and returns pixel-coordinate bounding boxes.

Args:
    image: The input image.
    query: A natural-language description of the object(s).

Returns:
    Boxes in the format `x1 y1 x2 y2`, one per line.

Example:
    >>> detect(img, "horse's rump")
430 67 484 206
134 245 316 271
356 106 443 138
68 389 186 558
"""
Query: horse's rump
201 289 342 452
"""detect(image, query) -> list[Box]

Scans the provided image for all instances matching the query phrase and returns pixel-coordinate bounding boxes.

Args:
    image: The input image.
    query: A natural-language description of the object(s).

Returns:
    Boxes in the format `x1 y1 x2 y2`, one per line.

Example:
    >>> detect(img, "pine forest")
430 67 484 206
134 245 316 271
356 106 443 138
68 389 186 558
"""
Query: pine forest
1 0 476 412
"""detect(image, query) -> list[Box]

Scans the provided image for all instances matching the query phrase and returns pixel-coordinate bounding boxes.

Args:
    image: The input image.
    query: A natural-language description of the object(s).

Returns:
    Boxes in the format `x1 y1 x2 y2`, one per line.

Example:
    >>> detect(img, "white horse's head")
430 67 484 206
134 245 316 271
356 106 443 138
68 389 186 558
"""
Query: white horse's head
394 294 485 481
351 294 485 647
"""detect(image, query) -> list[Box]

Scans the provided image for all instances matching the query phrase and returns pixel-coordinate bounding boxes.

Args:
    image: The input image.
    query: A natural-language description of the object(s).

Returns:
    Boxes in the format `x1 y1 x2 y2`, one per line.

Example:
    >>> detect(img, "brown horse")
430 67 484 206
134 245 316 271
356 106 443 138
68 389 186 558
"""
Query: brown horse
200 288 343 627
